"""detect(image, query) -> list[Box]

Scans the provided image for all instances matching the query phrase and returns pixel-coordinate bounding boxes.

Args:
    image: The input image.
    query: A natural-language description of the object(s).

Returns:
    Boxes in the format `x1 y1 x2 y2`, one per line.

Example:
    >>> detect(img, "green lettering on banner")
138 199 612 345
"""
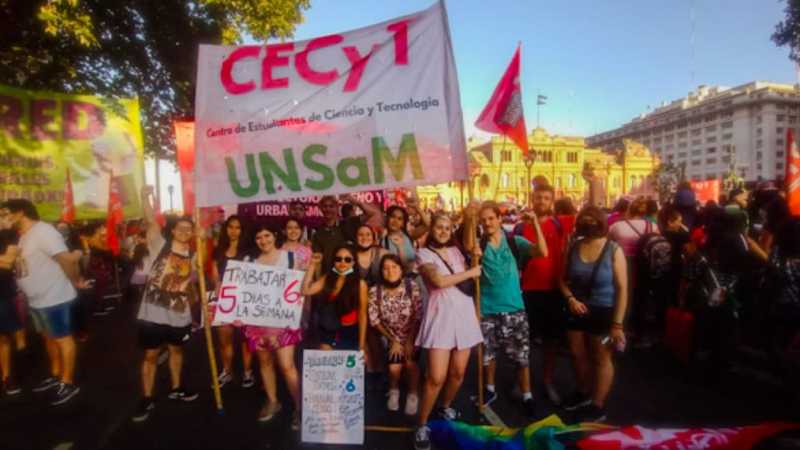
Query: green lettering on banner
303 144 335 191
371 133 424 184
337 157 370 187
259 148 300 194
226 154 259 197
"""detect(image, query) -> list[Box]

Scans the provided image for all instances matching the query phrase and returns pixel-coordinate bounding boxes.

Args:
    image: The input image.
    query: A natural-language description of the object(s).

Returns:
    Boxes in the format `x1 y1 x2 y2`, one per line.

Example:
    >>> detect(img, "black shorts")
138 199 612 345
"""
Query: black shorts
523 290 567 341
138 321 192 349
566 305 614 337
319 324 359 350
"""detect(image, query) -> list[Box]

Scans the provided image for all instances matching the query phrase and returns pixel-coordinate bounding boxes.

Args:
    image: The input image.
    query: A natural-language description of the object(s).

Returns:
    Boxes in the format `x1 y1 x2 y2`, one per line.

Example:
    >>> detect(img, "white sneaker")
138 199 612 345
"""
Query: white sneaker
217 370 233 388
404 393 419 415
387 389 400 411
544 383 562 406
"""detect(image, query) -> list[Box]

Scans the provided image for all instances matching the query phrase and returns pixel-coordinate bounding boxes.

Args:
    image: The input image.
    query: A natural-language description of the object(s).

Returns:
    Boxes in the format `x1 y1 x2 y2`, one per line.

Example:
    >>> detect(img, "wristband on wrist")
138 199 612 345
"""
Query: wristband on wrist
611 322 623 329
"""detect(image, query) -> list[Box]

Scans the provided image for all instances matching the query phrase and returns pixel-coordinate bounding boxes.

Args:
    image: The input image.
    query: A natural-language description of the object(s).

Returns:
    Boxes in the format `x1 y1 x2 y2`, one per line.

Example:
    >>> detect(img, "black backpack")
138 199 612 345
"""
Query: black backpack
480 231 524 271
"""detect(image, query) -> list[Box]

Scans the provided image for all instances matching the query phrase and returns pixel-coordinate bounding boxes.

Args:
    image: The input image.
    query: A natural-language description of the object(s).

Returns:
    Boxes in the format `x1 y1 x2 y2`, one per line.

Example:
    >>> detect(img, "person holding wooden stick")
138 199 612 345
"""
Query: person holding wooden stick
413 213 482 450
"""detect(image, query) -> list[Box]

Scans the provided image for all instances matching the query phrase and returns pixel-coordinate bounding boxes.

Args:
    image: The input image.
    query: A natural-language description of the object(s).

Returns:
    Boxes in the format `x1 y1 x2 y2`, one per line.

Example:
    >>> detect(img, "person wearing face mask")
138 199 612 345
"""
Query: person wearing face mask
302 245 367 352
413 214 482 450
368 254 422 415
559 206 628 423
311 194 382 276
232 224 304 425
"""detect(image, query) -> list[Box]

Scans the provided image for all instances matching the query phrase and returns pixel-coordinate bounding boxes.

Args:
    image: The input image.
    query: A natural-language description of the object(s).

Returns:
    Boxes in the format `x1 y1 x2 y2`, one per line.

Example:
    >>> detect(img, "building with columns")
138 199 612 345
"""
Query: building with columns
587 81 800 183
416 128 658 209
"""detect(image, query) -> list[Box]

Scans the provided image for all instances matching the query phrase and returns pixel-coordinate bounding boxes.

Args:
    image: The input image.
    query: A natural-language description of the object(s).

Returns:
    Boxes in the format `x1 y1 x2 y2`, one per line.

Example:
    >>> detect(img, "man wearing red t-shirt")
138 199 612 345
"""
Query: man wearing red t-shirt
519 184 574 406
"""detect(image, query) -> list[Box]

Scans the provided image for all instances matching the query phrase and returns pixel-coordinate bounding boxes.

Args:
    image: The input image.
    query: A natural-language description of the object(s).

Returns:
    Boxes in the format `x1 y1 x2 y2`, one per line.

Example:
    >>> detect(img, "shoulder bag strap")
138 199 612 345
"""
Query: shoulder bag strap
427 247 456 275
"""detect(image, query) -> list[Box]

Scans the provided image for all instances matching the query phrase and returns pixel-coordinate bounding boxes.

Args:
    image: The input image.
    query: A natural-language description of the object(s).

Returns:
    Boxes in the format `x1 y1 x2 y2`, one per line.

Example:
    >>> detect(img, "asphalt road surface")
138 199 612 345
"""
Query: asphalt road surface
1 298 797 450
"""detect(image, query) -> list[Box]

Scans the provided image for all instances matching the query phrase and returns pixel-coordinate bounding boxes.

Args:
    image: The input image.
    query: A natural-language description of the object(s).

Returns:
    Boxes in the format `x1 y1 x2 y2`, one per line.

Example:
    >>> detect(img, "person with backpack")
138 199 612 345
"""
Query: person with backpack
559 206 628 423
368 254 422 415
133 186 200 422
240 224 304 425
764 217 800 366
520 184 575 406
477 201 547 418
608 196 657 346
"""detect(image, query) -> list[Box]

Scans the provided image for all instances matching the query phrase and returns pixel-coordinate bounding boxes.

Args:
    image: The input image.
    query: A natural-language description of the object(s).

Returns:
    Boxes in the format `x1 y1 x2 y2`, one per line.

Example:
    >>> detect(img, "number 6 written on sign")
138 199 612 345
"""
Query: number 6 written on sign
283 279 302 304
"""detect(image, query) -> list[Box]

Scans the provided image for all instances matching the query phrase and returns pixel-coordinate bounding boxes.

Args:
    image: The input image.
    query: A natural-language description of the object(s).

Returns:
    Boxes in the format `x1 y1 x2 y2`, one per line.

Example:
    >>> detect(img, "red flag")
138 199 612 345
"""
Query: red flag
786 128 800 215
474 45 529 155
60 168 75 224
173 120 195 213
106 173 124 255
577 422 799 450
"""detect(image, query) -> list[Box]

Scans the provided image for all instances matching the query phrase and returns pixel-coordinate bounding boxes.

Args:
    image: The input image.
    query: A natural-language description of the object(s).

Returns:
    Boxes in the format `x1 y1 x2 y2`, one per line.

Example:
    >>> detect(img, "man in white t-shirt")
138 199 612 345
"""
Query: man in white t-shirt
4 199 83 405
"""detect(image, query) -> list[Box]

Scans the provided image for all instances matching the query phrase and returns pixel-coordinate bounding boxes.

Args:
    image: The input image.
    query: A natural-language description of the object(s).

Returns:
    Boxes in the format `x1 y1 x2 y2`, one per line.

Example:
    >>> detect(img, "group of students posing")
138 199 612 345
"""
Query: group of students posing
125 184 632 450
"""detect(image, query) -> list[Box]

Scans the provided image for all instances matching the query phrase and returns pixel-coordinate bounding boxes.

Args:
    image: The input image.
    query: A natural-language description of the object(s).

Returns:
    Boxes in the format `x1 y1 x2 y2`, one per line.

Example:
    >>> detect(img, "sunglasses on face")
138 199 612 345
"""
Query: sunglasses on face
334 256 353 263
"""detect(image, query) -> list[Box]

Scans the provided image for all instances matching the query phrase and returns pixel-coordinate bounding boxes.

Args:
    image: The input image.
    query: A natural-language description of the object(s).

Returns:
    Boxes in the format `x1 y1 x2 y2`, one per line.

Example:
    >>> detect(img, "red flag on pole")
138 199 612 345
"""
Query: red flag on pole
106 173 124 255
787 128 800 216
60 168 75 224
474 45 529 155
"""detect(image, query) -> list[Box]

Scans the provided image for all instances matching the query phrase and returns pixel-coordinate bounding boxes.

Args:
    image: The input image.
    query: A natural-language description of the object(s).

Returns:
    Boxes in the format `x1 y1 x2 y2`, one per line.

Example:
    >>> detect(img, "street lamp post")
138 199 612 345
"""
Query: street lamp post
167 184 174 212
523 150 536 208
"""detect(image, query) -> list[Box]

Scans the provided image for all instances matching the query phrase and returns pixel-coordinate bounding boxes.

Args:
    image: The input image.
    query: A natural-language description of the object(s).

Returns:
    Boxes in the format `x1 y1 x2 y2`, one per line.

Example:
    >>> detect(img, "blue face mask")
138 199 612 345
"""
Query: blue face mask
332 266 354 276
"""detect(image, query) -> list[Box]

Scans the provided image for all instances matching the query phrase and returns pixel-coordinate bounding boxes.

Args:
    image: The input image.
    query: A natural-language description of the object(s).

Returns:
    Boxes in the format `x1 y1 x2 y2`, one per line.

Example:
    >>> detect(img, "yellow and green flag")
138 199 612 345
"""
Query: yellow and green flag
0 84 145 220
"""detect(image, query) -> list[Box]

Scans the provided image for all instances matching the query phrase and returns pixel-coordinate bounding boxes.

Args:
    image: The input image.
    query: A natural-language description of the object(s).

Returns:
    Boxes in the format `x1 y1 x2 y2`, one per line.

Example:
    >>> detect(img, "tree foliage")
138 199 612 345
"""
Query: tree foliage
0 0 311 157
772 0 800 64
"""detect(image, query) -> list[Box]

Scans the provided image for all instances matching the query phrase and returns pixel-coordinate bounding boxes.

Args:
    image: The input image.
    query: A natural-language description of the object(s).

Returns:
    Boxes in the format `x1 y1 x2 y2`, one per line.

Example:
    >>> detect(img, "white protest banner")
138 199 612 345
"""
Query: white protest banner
302 350 365 445
212 260 305 329
194 1 467 207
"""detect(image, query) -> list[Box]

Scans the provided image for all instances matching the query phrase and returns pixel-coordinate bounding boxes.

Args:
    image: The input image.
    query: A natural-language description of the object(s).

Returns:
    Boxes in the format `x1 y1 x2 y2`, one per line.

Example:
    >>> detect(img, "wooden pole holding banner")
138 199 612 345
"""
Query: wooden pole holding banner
465 163 484 415
194 207 224 413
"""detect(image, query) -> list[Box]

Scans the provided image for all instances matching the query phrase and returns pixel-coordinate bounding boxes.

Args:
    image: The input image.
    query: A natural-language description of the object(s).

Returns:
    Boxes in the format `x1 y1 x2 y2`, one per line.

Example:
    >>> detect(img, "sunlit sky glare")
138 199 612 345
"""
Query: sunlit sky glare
155 0 797 211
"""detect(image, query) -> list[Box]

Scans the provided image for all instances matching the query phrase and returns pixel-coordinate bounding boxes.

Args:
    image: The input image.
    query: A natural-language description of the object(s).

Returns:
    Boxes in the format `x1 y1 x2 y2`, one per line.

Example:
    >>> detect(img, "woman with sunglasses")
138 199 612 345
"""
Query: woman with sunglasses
210 215 254 389
413 214 482 450
230 224 304 425
368 254 422 415
303 245 367 352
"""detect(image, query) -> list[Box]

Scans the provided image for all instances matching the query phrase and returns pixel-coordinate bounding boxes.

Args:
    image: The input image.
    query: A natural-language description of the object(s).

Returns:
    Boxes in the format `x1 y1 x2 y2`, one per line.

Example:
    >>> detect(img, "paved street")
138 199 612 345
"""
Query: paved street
1 298 797 450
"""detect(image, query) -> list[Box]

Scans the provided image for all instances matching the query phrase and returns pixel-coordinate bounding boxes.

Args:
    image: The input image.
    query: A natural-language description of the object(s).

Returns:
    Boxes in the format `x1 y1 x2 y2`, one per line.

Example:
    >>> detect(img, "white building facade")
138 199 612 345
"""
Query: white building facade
587 82 800 183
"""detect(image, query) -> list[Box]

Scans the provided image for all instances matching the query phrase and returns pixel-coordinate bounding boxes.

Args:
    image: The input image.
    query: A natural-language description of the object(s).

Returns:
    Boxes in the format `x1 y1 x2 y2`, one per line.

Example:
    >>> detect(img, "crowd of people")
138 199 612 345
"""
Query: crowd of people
0 180 797 450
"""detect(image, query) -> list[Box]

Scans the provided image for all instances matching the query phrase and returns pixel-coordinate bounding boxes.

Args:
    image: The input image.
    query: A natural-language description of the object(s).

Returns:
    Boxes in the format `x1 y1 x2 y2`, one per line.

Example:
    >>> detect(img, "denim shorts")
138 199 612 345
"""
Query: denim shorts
30 300 76 338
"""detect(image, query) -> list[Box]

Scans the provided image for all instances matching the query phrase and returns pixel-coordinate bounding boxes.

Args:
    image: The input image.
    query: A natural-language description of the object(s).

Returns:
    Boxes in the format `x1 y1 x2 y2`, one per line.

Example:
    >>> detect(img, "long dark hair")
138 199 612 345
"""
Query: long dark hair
321 245 361 316
384 205 412 248
214 215 247 261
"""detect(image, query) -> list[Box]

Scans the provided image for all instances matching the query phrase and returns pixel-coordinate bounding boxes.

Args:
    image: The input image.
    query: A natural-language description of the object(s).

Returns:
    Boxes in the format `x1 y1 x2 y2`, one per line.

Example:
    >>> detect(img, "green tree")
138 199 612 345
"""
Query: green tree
772 0 800 63
0 0 310 158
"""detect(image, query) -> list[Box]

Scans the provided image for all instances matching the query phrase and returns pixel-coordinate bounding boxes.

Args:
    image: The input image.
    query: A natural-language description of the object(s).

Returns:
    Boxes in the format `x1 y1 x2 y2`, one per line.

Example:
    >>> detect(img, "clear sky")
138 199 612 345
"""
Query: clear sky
281 0 796 138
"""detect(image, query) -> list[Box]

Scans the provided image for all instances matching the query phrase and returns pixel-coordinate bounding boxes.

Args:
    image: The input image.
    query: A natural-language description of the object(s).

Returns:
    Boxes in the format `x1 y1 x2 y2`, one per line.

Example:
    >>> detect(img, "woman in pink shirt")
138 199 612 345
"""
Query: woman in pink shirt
608 197 655 258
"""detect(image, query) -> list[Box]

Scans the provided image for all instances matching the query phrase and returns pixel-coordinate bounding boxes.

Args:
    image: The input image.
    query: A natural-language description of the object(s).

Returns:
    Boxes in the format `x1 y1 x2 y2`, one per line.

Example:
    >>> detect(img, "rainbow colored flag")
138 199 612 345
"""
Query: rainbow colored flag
429 415 610 450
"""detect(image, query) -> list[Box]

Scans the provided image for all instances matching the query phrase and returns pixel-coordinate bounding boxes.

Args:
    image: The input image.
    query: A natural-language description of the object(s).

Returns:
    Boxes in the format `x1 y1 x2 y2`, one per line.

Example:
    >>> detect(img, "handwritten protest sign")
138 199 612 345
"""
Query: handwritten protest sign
211 260 304 329
302 350 365 445
194 2 467 206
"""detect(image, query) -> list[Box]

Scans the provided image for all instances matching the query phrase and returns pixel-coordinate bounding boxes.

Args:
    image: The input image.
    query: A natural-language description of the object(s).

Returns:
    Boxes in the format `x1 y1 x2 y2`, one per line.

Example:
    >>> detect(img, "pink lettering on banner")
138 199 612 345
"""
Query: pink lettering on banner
261 43 294 89
296 35 343 85
220 46 260 95
218 20 410 95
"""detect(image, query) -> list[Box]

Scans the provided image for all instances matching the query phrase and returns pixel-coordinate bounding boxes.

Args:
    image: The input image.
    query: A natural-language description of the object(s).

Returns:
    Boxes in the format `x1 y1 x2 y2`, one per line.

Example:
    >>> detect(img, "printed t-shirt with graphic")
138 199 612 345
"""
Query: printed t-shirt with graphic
480 234 533 315
137 242 197 328
16 221 76 309
521 215 574 292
